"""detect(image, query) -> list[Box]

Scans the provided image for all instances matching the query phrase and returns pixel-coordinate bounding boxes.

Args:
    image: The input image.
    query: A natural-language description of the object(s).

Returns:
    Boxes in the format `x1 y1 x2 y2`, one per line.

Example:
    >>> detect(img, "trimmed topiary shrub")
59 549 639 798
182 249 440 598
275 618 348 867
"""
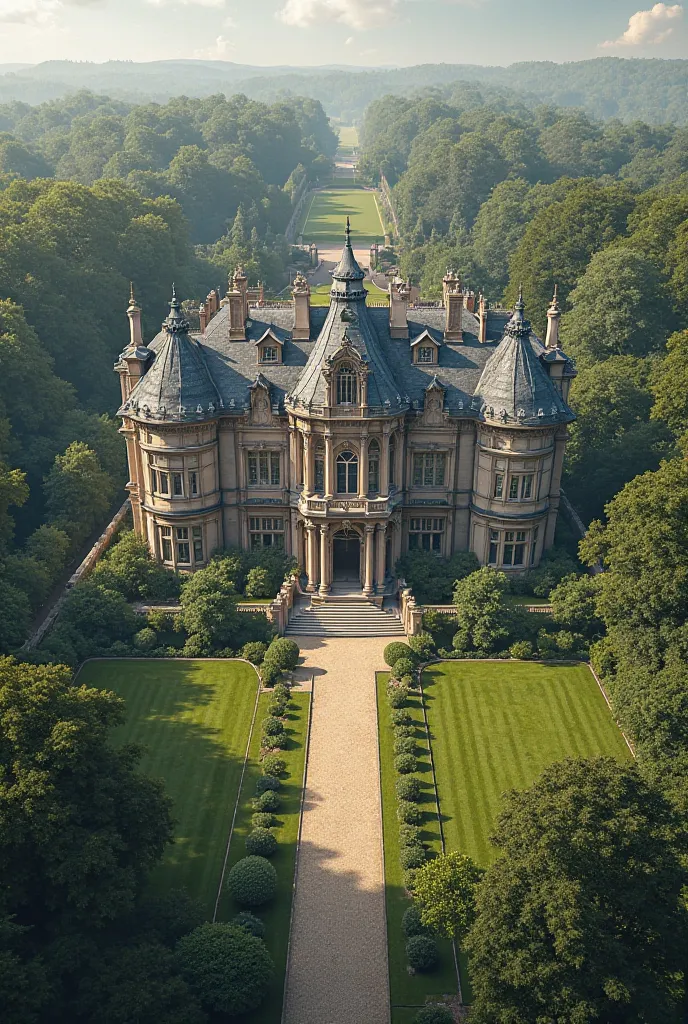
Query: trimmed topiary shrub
400 846 426 870
393 657 416 679
413 1005 454 1024
404 868 419 891
399 823 423 847
261 660 282 687
273 682 291 700
396 776 422 802
262 754 287 777
245 828 278 858
241 641 268 664
408 632 435 661
394 736 417 756
406 934 439 973
268 698 288 717
402 905 427 937
388 686 411 709
394 723 415 739
255 775 280 795
391 709 413 727
395 753 418 774
251 812 274 829
384 642 414 667
399 674 415 688
509 639 534 660
265 638 300 671
262 716 284 737
226 856 277 907
263 730 288 750
397 801 423 825
232 911 266 939
252 790 280 813
176 921 274 1016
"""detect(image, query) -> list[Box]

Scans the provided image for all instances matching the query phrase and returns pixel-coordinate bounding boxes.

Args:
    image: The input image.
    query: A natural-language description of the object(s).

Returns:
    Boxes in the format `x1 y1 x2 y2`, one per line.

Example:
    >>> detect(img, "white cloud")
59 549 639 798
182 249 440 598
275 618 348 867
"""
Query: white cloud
344 34 353 43
193 32 234 57
0 0 61 25
601 3 682 47
277 0 397 30
148 0 226 8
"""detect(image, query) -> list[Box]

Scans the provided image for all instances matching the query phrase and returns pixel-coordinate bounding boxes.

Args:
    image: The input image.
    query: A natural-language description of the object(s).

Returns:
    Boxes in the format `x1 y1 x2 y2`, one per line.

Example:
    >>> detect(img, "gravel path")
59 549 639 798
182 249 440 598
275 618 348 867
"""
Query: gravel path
283 637 392 1024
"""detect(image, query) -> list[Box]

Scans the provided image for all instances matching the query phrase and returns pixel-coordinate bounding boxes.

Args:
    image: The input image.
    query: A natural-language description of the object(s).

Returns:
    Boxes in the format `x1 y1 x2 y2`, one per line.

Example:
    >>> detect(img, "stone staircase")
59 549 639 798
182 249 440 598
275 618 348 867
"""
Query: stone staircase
285 599 406 638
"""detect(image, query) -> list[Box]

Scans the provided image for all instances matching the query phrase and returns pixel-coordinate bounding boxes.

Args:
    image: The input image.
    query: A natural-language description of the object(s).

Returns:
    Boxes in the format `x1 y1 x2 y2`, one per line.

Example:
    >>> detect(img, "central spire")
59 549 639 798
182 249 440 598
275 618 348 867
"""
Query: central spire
332 217 365 284
162 284 190 334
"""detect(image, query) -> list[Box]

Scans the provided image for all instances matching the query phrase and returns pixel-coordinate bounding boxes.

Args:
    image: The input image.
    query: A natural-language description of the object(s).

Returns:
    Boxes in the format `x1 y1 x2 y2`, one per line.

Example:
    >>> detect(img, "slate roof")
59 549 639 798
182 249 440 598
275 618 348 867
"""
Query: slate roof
118 239 574 428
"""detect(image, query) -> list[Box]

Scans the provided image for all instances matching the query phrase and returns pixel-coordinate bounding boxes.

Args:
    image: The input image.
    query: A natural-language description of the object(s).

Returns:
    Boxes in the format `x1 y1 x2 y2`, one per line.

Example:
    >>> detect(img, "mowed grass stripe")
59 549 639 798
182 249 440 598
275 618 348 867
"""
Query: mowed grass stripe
76 659 259 914
301 188 384 243
424 662 631 867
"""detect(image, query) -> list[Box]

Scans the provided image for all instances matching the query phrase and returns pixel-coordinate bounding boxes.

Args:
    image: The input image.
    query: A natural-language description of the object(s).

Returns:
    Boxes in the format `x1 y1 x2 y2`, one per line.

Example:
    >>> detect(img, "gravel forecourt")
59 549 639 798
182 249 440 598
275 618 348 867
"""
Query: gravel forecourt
283 636 393 1024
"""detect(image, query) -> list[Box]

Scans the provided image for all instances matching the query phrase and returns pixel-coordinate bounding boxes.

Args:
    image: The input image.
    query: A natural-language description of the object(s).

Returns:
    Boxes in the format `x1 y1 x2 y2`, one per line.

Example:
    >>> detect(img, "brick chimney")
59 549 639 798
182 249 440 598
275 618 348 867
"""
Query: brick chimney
292 273 311 340
227 275 246 341
234 266 249 322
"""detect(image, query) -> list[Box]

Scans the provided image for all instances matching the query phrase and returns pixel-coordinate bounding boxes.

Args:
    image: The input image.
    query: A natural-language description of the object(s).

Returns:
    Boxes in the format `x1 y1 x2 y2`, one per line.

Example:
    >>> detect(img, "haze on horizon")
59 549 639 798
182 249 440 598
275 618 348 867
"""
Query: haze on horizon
0 0 686 70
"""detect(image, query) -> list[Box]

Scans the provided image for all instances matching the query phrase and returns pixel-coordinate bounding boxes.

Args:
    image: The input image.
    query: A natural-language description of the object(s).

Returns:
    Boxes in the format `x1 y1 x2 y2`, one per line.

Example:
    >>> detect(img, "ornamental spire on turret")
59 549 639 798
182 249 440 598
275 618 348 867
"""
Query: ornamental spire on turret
162 284 190 334
126 282 143 349
545 284 562 349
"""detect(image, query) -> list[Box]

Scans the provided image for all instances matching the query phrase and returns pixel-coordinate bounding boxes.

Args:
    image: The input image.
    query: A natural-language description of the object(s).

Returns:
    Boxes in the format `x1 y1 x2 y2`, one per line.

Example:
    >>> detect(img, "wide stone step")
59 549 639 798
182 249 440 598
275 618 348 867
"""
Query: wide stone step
285 604 406 637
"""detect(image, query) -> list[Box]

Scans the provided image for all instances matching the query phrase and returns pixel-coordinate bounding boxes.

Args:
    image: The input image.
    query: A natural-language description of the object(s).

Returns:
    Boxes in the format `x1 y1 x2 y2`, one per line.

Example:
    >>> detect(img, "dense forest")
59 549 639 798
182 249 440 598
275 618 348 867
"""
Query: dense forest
359 91 688 525
2 57 688 125
0 89 336 651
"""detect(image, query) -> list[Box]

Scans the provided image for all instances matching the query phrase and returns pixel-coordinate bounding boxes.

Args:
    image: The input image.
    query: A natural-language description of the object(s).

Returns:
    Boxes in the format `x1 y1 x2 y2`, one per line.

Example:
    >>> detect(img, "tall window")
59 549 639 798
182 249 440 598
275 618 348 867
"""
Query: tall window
336 450 358 493
530 526 539 565
507 474 534 501
409 518 444 552
503 530 527 566
160 526 172 561
172 472 183 497
388 438 395 488
151 469 169 496
494 474 504 498
250 517 285 549
248 451 280 486
189 470 199 497
192 527 204 563
175 527 190 564
488 529 499 565
412 452 446 487
336 364 357 405
368 439 380 495
314 445 325 494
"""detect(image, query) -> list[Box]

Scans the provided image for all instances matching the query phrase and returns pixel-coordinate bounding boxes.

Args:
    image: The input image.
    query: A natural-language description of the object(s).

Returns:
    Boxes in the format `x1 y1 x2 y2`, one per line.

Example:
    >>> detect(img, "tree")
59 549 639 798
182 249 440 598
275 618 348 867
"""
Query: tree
412 852 483 941
651 329 688 437
549 574 604 637
176 922 274 1017
180 555 241 650
452 567 509 653
561 246 672 366
91 529 180 602
44 441 114 549
466 758 688 1024
0 658 174 936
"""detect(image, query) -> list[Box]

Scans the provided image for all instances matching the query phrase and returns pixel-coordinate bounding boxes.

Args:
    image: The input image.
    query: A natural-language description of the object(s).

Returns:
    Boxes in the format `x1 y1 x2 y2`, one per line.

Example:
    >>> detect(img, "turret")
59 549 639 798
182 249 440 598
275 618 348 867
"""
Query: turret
116 284 150 402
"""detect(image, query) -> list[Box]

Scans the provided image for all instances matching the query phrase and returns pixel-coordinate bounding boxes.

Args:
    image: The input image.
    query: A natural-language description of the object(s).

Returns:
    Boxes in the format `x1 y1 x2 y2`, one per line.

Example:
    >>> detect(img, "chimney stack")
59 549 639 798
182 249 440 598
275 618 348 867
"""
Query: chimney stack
443 269 463 342
545 285 561 349
233 266 249 322
292 272 311 340
389 276 410 339
227 273 246 341
199 303 207 334
127 283 143 348
478 293 488 343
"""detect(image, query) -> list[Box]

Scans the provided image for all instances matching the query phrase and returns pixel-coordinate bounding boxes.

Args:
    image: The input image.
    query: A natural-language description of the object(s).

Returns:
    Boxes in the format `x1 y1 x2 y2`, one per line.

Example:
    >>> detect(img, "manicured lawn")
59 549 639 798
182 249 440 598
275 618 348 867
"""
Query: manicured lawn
423 661 632 868
300 187 384 243
76 659 259 915
338 125 359 148
376 673 459 1024
216 689 311 1024
309 280 389 306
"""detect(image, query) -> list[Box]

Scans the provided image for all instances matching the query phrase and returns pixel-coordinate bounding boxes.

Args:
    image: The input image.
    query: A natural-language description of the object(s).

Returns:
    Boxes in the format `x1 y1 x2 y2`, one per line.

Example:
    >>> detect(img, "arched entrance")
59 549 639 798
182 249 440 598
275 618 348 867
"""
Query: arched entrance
332 530 361 582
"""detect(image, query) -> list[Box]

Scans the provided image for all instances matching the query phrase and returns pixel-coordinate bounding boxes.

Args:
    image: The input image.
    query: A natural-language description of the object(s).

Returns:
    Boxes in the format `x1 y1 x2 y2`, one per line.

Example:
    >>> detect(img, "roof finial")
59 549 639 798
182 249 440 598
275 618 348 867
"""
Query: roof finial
345 216 351 243
129 281 135 304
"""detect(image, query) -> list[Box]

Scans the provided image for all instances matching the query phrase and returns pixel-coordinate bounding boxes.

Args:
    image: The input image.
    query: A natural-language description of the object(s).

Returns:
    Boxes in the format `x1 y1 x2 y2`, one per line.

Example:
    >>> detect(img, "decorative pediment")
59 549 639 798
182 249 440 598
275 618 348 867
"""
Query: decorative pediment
248 373 274 425
410 329 440 349
422 375 447 425
253 327 283 348
253 328 283 364
411 329 441 364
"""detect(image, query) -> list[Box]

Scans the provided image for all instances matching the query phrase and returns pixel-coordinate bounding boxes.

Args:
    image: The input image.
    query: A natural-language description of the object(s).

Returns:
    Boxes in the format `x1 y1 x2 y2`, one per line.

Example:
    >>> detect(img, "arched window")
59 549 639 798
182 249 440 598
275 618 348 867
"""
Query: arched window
388 436 396 488
314 444 325 495
336 450 358 494
368 439 380 495
336 363 357 405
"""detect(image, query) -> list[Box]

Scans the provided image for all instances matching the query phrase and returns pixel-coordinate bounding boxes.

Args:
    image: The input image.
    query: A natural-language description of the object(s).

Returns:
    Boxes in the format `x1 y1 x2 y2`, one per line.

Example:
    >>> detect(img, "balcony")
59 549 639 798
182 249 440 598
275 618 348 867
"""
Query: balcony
296 492 400 518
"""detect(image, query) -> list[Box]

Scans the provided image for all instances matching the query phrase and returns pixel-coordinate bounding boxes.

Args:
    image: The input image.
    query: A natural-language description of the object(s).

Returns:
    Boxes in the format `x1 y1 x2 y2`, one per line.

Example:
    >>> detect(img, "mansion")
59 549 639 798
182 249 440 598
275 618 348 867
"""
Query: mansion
115 223 575 597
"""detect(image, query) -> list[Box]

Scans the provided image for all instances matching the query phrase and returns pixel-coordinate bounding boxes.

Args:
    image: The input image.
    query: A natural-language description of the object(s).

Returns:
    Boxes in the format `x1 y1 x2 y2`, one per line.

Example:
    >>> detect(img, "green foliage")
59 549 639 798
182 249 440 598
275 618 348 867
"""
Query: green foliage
262 716 285 737
176 921 274 1015
225 856 278 907
241 640 267 664
408 631 435 661
413 1006 454 1024
252 790 280 813
400 845 427 870
44 440 114 550
453 567 510 653
466 758 688 1023
265 637 300 671
179 555 240 651
388 685 411 709
406 934 439 973
261 659 282 687
395 753 418 775
396 549 480 604
509 640 533 660
245 827 277 858
251 812 275 830
397 800 423 825
92 529 180 602
390 709 413 727
402 904 427 937
40 578 139 664
232 910 266 939
651 329 688 437
134 626 157 651
399 824 423 849
392 657 416 680
261 754 287 778
413 851 483 941
384 641 414 667
255 775 280 795
394 723 415 739
394 736 417 756
549 573 604 637
511 546 580 598
244 565 271 599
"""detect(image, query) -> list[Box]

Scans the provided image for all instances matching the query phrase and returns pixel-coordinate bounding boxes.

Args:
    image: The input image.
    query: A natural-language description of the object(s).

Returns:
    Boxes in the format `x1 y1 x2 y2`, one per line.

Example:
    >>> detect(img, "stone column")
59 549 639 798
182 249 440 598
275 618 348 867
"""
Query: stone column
305 521 318 592
324 432 334 499
319 524 330 596
545 429 567 550
380 430 391 499
303 433 313 498
359 436 369 499
375 523 387 593
295 428 303 489
395 434 404 490
363 524 375 596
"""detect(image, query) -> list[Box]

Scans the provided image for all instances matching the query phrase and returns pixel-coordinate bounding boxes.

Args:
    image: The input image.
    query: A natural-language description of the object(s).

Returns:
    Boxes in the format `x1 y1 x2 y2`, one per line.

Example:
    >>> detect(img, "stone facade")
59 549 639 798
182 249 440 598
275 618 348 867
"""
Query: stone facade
115 226 575 595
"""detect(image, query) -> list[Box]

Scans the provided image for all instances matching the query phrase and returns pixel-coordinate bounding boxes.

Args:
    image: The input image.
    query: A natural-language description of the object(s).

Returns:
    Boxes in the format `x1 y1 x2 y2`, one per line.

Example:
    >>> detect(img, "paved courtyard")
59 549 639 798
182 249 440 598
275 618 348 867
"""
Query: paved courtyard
284 637 392 1024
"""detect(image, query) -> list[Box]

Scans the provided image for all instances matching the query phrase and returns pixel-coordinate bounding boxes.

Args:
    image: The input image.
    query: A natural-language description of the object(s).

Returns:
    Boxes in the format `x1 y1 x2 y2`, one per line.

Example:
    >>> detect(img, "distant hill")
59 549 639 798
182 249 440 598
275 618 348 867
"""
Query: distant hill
1 57 688 125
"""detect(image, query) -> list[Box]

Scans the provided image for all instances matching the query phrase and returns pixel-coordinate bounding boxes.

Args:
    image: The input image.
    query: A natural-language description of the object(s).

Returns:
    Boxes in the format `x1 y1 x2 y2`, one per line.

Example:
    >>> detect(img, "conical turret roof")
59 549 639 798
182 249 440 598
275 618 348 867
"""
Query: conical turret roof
473 289 573 427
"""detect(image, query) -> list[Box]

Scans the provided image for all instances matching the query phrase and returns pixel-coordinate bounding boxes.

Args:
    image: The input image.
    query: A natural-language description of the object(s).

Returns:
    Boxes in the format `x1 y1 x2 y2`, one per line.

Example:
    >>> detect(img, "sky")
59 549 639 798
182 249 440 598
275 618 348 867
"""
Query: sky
0 0 686 67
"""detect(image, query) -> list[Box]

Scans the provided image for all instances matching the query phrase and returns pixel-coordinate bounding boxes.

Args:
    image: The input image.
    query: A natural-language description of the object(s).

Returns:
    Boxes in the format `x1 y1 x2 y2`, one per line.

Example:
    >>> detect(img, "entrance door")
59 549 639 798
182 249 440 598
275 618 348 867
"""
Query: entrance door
332 532 361 582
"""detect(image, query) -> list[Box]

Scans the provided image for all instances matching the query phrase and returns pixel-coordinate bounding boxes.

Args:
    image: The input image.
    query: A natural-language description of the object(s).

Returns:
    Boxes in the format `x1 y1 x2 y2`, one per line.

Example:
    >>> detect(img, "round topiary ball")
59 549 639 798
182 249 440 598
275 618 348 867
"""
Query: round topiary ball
251 812 274 830
255 775 280 795
226 856 277 907
384 641 414 667
395 753 418 775
391 709 413 727
273 683 291 701
177 921 274 1016
394 736 417 756
400 674 416 688
268 698 288 717
241 641 267 665
263 729 288 750
232 910 266 938
397 800 423 825
394 723 415 739
262 755 287 778
402 905 426 937
245 828 278 858
413 1005 454 1024
393 657 416 679
404 868 419 892
400 845 426 870
262 716 284 737
252 790 280 813
406 934 439 973
396 776 422 802
388 686 411 709
399 823 423 847
265 637 300 671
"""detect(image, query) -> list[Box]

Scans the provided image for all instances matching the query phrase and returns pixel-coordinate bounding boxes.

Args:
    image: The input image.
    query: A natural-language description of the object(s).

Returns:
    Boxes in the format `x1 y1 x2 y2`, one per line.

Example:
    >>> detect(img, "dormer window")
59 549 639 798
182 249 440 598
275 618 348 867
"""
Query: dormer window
254 328 282 365
336 364 357 405
260 346 278 363
411 330 440 365
417 347 434 364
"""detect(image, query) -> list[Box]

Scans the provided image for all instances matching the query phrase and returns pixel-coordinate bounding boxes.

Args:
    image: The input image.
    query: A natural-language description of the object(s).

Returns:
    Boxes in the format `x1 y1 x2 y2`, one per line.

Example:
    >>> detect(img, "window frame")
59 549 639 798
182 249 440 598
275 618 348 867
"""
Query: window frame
412 452 446 488
336 364 357 406
260 345 278 363
249 516 285 549
336 450 359 494
417 346 435 364
409 517 445 552
247 451 281 487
